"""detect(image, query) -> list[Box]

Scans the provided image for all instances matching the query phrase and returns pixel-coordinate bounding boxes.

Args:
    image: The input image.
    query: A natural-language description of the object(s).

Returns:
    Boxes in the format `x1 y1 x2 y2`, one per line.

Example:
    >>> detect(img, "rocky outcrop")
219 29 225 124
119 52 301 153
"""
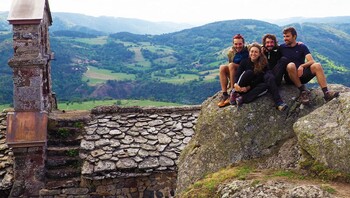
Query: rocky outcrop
218 180 333 198
176 84 349 194
294 91 350 173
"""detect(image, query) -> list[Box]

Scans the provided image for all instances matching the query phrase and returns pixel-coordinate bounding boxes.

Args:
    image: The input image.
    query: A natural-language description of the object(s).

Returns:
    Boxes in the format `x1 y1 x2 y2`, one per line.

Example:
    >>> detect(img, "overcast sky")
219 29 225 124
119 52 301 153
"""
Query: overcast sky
1 0 349 24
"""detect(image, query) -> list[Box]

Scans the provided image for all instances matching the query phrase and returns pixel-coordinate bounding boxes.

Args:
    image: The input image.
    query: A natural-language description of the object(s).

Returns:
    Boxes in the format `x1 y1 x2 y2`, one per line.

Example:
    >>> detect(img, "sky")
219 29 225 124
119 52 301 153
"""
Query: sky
1 0 349 24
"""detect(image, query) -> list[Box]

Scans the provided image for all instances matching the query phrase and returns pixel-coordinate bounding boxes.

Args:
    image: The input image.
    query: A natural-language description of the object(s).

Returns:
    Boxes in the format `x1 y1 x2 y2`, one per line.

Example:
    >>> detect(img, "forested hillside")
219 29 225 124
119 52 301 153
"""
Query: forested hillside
0 16 349 105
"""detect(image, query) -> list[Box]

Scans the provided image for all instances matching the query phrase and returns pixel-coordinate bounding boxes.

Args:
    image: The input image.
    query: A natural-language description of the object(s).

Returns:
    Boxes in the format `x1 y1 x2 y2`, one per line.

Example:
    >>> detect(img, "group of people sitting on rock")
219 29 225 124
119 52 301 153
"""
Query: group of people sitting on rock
217 26 340 111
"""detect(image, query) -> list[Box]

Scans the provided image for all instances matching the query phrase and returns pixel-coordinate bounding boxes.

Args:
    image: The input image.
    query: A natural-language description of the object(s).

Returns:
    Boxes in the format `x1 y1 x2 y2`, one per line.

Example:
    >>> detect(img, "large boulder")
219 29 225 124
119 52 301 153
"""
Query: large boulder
294 91 350 173
176 84 347 194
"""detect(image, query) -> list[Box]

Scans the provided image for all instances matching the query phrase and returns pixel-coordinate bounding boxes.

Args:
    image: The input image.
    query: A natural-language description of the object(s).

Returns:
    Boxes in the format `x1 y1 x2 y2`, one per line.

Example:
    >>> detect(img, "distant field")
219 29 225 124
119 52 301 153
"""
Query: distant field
75 36 108 45
127 43 176 69
79 39 219 85
83 65 215 85
0 99 183 112
200 69 219 81
60 99 182 110
83 66 135 85
154 56 177 65
129 46 152 68
159 73 199 84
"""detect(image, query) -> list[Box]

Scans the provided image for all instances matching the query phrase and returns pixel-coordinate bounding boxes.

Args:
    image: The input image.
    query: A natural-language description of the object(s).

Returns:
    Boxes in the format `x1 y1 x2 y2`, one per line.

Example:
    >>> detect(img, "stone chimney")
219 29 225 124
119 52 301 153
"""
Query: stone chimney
7 0 55 112
6 0 54 196
6 0 54 147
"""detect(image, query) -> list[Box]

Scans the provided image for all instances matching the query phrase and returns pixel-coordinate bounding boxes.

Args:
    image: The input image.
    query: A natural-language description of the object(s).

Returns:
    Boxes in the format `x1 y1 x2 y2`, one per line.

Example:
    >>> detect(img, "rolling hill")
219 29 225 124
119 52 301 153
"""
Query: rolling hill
0 14 349 105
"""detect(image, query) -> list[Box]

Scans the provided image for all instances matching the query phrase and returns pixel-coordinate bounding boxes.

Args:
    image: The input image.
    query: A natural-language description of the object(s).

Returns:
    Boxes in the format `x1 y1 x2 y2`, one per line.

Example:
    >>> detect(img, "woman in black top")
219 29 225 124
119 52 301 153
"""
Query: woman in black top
230 43 268 106
230 43 288 111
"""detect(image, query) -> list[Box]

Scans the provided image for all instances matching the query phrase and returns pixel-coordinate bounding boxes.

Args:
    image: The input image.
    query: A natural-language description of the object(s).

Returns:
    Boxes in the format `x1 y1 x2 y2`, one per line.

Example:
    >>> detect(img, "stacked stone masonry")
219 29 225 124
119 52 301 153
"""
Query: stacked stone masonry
42 172 178 197
0 105 201 196
0 112 14 195
8 9 54 112
81 105 200 180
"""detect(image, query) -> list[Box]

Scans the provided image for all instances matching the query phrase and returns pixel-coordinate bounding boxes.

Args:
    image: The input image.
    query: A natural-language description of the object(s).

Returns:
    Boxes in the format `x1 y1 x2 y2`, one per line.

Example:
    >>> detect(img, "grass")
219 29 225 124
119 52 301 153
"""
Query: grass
55 36 108 45
269 170 305 180
74 36 108 45
78 39 218 85
199 68 219 81
0 99 183 112
57 128 70 138
83 66 135 85
154 56 178 65
321 184 336 194
129 47 148 65
66 149 79 157
179 163 345 198
83 61 209 84
160 74 200 84
181 165 253 198
0 104 10 112
58 99 182 111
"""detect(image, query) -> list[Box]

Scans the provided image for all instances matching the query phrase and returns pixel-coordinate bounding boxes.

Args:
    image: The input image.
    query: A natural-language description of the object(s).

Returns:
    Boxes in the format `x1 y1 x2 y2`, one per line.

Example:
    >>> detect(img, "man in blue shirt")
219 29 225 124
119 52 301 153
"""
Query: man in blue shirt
217 34 249 107
280 27 339 103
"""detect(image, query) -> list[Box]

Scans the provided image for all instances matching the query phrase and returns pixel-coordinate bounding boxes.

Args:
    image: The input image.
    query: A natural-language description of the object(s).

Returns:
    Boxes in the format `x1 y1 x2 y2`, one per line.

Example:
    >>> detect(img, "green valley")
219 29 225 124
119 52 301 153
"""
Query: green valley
1 15 349 106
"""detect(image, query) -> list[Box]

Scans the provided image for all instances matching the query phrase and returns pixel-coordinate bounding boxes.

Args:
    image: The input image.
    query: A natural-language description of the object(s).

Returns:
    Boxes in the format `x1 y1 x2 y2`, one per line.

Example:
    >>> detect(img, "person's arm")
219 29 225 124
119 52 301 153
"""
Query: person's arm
296 44 313 77
300 53 315 68
234 60 244 84
234 60 251 92
297 53 314 77
227 48 235 63
235 84 250 92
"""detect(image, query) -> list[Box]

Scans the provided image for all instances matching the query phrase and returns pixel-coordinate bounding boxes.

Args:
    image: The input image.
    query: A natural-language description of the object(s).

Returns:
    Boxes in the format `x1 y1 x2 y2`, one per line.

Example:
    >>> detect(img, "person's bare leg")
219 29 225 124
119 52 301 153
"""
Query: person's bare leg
286 62 310 103
228 63 238 90
219 64 229 92
286 63 303 87
218 64 231 107
310 62 339 101
310 63 327 88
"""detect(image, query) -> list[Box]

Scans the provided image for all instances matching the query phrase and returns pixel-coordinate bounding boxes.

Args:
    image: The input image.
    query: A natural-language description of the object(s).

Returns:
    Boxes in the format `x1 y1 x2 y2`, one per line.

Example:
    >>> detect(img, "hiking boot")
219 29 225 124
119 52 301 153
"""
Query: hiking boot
218 94 230 107
235 96 243 107
298 90 310 105
276 102 288 112
324 90 339 102
229 91 239 105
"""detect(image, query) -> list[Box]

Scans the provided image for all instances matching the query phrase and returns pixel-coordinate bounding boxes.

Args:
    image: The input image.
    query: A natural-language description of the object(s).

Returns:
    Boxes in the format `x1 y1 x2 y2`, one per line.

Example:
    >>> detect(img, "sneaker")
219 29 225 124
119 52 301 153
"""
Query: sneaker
218 94 230 107
235 96 243 107
229 91 239 105
298 90 310 105
276 102 288 112
324 91 339 102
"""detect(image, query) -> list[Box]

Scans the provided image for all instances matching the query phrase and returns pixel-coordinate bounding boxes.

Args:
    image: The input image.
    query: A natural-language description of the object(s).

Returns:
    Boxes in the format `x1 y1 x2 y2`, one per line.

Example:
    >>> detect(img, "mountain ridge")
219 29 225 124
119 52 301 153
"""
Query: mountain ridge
0 11 196 35
1 11 350 35
267 16 350 26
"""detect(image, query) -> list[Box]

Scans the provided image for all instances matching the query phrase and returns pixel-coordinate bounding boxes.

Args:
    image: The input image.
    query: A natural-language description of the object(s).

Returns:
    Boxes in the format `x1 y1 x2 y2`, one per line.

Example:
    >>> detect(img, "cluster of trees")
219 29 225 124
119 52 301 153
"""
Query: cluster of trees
0 33 13 104
104 80 219 104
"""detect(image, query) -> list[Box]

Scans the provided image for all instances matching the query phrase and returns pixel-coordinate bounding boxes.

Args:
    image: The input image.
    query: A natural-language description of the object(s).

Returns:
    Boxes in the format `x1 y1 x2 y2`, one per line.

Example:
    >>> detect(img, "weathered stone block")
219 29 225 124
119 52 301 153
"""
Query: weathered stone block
294 92 350 173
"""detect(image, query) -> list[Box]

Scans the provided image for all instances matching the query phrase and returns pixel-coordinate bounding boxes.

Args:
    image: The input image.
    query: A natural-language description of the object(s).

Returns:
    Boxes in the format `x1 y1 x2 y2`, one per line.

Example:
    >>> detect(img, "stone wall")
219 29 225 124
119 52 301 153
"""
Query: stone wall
81 105 200 180
53 105 198 197
0 111 13 194
41 172 177 197
0 105 201 197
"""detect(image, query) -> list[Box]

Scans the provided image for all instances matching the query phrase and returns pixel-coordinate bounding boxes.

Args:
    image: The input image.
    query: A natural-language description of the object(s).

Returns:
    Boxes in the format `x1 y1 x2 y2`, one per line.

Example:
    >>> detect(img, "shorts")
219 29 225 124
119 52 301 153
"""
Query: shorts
284 66 315 84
